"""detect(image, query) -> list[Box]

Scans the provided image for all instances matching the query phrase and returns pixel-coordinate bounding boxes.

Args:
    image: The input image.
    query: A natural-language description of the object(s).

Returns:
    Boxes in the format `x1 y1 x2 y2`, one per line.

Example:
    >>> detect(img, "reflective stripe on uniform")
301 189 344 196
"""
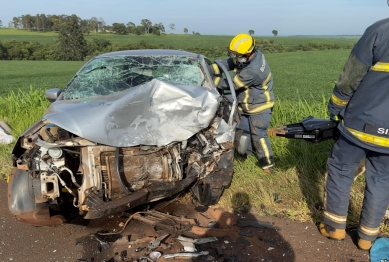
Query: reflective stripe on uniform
347 127 389 147
260 138 271 161
213 76 221 86
241 89 273 114
212 63 220 75
234 72 273 113
371 62 389 72
359 223 380 236
233 75 246 88
241 100 274 114
324 211 347 224
261 72 272 90
331 94 349 106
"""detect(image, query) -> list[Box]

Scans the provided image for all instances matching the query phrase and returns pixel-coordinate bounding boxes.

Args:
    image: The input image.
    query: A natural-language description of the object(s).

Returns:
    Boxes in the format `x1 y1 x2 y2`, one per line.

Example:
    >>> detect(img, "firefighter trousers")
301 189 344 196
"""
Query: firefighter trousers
324 134 389 241
239 113 274 169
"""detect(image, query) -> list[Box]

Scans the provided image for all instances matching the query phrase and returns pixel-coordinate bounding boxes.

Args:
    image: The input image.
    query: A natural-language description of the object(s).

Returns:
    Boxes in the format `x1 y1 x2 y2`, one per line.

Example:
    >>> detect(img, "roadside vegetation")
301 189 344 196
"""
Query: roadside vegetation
0 27 358 62
1 31 384 234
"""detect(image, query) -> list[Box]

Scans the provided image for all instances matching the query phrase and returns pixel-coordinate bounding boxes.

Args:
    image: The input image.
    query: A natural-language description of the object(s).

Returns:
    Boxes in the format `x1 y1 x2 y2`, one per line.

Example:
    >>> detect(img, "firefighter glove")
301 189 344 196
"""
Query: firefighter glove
330 113 340 122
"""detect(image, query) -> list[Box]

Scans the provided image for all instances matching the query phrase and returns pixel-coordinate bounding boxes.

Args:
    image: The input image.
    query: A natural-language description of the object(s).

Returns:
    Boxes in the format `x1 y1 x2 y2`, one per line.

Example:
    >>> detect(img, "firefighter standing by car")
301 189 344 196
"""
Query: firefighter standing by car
320 2 389 250
210 33 275 173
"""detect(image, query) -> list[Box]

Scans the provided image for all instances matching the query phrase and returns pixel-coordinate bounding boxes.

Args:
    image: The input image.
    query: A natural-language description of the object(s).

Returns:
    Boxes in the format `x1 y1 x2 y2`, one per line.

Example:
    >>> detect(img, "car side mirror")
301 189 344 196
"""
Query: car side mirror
45 88 62 102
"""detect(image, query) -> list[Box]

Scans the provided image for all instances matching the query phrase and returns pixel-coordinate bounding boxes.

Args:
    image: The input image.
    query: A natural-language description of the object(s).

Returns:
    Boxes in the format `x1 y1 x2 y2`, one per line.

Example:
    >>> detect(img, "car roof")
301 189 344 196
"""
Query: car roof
95 49 202 58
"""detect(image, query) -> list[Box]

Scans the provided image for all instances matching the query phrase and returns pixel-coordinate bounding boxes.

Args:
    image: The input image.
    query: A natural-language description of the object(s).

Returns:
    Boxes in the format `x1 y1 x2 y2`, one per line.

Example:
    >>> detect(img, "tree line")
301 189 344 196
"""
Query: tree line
0 15 350 61
3 13 197 35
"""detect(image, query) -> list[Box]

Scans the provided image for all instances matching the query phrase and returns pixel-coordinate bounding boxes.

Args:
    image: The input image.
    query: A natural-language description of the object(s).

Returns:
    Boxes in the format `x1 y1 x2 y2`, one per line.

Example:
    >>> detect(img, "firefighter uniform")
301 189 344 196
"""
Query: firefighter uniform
211 49 275 169
324 18 389 243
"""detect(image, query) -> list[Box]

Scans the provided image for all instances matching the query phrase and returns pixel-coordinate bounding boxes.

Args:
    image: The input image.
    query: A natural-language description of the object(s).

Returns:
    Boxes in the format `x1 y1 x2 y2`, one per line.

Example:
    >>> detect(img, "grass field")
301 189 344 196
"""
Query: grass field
0 33 376 231
0 60 84 94
0 28 360 49
0 49 350 100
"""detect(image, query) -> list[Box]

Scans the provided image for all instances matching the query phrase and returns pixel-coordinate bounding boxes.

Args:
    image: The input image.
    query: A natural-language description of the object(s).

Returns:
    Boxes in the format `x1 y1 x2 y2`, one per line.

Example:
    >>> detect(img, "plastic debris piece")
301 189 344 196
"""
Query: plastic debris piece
149 251 161 261
0 126 13 144
176 235 218 244
147 234 169 252
164 251 209 259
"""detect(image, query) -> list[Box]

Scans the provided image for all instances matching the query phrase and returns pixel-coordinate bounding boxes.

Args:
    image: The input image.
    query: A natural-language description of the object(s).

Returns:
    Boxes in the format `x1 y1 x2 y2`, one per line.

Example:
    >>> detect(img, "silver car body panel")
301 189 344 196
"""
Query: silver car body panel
43 79 221 147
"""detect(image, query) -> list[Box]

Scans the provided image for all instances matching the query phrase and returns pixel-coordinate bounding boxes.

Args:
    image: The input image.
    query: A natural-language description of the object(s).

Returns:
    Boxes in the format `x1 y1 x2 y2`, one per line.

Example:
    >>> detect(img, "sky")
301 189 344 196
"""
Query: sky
0 0 388 36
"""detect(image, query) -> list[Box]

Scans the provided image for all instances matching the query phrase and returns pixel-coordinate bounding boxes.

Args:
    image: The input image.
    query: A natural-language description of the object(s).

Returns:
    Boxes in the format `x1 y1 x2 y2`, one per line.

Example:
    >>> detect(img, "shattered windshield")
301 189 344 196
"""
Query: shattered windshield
63 55 209 100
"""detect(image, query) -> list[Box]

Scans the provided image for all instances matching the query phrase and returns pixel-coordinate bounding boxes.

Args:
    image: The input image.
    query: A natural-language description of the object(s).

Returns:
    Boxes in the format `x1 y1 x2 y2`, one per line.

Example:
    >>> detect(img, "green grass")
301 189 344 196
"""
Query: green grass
267 49 350 101
0 28 360 49
0 41 375 230
0 60 84 94
0 49 351 98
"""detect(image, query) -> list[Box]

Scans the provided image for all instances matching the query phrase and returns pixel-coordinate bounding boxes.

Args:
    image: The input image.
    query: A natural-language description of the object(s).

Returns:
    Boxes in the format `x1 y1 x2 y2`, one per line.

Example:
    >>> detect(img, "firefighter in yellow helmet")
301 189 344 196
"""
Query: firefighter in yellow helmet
210 33 275 172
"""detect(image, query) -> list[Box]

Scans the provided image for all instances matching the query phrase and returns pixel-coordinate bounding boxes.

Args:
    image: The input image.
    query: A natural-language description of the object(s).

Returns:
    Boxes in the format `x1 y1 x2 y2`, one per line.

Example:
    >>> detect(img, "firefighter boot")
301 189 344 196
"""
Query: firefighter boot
258 156 275 174
319 223 346 241
357 237 373 251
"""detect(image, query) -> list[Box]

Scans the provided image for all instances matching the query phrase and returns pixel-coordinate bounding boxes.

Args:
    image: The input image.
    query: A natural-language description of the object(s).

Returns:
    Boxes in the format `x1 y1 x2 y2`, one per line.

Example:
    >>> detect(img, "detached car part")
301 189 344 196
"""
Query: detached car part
8 50 240 226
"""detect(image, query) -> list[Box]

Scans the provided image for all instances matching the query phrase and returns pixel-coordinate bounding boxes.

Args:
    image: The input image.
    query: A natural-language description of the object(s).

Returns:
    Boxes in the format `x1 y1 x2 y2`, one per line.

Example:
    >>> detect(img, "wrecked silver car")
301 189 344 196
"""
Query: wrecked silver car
8 49 239 226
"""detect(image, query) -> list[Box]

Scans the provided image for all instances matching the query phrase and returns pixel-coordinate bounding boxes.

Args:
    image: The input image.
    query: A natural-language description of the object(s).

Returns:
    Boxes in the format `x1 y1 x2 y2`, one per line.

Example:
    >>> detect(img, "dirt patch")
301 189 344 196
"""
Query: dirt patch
75 202 370 262
0 180 370 262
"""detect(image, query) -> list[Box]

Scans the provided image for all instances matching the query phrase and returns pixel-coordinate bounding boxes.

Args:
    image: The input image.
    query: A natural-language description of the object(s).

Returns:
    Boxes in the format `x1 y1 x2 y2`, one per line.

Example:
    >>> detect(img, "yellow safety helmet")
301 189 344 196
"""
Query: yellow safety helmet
228 33 256 57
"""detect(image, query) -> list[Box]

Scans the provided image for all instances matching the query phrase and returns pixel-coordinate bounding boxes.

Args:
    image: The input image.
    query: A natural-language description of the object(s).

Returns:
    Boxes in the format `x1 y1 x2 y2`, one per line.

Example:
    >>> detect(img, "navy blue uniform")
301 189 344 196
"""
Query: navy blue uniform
325 18 389 241
211 50 275 169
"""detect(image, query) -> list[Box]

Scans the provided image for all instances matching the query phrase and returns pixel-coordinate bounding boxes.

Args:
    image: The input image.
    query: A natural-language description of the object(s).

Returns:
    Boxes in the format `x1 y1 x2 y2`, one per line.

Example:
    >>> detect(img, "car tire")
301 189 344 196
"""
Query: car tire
191 181 225 207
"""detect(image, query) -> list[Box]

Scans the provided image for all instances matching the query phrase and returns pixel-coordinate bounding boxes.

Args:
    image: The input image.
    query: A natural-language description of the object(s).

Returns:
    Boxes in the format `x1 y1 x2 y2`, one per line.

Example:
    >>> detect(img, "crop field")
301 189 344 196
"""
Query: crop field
0 60 84 94
0 49 350 101
0 28 360 49
0 33 373 228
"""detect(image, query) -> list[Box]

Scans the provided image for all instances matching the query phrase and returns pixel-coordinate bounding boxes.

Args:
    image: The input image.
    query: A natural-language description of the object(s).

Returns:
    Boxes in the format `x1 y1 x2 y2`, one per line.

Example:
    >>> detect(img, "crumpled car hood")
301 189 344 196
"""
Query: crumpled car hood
43 79 220 147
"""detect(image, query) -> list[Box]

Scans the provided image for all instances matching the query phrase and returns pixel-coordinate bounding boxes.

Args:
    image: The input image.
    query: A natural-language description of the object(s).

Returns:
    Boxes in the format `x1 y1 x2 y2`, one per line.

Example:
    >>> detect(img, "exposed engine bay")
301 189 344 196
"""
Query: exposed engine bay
9 100 235 226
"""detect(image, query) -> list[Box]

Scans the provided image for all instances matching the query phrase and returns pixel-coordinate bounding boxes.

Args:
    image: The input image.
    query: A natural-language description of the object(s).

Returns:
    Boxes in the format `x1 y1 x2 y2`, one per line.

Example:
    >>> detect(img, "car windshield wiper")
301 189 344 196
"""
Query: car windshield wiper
84 66 108 74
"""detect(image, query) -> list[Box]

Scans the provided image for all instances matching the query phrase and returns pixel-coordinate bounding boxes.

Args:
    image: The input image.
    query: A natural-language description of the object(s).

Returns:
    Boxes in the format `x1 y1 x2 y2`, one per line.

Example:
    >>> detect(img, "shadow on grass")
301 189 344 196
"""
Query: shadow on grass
274 138 333 223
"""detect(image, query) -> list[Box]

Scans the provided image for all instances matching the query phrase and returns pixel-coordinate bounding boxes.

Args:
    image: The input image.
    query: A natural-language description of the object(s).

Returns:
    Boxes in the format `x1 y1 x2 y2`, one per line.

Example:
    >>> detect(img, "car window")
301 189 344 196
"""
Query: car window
63 55 208 100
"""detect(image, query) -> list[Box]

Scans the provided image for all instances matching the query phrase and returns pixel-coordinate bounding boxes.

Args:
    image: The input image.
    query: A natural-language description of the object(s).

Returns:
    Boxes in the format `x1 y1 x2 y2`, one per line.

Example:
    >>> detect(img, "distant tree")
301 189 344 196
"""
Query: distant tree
126 22 135 28
0 20 2 28
54 15 87 61
150 26 161 36
272 30 278 36
248 30 254 35
126 22 135 34
103 24 112 32
156 22 165 33
112 23 127 35
184 28 188 34
129 26 144 35
89 17 99 34
12 17 20 28
80 19 91 34
97 18 105 32
140 19 152 34
169 23 175 33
